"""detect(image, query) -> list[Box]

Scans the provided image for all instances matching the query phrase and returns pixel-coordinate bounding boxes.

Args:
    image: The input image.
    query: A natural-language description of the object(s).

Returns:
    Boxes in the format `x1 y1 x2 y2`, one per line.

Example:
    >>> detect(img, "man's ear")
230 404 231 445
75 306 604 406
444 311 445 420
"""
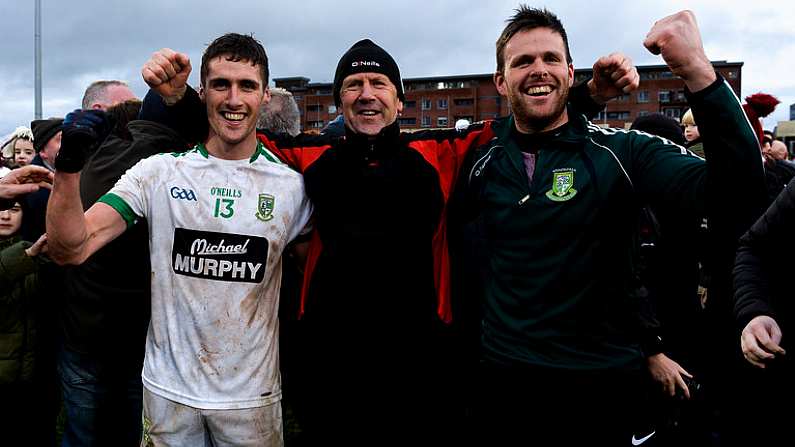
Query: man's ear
494 71 508 97
261 87 271 105
567 63 574 87
198 85 206 102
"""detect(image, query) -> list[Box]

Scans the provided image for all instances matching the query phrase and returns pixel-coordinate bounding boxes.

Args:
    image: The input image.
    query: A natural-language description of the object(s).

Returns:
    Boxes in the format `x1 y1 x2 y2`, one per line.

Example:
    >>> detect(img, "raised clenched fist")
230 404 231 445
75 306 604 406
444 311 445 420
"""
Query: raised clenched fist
643 10 716 92
141 48 192 104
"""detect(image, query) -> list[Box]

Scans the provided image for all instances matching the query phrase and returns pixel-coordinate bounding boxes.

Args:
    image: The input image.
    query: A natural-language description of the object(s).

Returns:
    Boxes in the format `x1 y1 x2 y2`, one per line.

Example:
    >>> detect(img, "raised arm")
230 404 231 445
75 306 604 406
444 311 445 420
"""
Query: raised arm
46 110 127 265
635 11 765 219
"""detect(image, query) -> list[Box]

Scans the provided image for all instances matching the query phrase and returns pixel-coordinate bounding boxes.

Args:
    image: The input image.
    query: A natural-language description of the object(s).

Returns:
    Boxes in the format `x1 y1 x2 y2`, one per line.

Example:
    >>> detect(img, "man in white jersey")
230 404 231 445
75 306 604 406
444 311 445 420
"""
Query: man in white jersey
46 33 311 446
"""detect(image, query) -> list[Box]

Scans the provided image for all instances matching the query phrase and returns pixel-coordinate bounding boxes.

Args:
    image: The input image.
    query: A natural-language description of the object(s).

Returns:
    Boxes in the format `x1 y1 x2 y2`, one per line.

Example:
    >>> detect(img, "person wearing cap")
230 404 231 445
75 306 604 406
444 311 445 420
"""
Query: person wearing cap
139 34 636 443
19 118 63 242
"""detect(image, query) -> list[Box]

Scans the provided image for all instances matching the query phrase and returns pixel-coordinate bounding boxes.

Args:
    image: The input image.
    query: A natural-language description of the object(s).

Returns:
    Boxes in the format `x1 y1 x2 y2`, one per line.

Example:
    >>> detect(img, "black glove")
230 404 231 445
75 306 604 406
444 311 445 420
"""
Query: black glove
55 109 115 173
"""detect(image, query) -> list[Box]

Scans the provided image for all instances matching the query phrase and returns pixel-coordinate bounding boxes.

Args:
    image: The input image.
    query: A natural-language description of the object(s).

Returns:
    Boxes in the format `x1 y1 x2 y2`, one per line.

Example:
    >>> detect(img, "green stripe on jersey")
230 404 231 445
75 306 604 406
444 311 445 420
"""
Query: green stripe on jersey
97 193 139 228
249 141 284 165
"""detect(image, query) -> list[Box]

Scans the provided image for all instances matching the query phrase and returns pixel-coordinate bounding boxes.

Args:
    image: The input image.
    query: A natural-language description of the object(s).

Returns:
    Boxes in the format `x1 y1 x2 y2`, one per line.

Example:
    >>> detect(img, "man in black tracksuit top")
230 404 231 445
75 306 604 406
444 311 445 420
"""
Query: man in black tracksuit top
452 8 766 445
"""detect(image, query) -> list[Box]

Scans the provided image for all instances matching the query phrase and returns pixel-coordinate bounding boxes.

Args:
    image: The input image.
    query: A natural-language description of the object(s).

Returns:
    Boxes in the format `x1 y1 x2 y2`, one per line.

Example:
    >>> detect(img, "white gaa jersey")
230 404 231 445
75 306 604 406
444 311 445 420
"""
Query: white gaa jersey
99 142 311 409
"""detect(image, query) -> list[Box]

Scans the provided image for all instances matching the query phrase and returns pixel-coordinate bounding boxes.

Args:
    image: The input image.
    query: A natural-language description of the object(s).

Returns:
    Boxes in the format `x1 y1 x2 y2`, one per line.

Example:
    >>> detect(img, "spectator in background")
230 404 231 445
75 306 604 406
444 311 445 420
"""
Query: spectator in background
681 108 704 158
0 202 52 445
21 118 62 242
319 113 345 137
742 93 779 147
257 87 301 137
733 173 795 446
1 126 35 167
762 132 795 205
82 80 136 110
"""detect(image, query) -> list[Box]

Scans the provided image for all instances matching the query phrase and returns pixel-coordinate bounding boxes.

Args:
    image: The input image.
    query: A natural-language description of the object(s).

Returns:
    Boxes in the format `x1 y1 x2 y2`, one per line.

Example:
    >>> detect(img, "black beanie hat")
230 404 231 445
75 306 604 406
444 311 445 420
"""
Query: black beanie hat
630 113 686 146
31 118 64 153
332 39 404 107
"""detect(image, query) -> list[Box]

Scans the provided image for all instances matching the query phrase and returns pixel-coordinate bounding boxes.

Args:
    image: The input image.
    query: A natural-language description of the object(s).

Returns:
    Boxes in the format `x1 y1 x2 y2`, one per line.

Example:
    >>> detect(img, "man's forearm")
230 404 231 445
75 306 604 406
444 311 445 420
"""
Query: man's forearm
46 172 90 264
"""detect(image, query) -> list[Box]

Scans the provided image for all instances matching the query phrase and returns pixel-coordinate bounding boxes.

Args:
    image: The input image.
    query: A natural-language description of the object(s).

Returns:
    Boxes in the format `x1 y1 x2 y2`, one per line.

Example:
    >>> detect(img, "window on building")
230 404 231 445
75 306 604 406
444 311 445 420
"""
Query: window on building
327 105 337 114
454 98 474 106
404 100 417 109
727 71 737 79
437 81 465 89
615 94 630 102
307 104 323 112
421 115 431 127
658 91 671 103
637 91 649 103
638 111 649 117
437 116 449 127
606 111 631 120
454 115 474 123
398 117 417 126
421 99 432 110
663 108 682 119
438 99 448 110
316 89 332 95
308 120 324 128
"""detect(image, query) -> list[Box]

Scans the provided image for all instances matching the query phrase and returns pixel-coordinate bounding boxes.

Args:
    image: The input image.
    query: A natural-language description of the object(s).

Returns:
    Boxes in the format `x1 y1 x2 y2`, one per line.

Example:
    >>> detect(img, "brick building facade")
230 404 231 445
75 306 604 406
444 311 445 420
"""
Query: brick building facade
275 60 741 133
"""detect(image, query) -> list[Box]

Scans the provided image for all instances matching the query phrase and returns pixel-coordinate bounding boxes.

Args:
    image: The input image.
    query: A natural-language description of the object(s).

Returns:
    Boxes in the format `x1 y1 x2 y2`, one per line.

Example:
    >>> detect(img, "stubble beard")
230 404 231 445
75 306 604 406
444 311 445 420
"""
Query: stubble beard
511 83 570 133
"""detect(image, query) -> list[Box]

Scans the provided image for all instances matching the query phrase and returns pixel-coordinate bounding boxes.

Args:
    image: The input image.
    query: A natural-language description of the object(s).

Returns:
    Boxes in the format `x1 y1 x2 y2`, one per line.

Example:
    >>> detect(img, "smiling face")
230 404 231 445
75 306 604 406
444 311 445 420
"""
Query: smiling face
13 139 35 166
494 27 574 134
0 203 22 239
200 56 270 159
340 72 403 136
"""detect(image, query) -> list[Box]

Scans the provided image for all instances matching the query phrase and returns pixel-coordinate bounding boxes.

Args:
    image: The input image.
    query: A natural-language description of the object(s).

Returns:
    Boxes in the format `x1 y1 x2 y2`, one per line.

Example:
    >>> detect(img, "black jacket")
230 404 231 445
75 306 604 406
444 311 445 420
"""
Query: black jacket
734 176 795 339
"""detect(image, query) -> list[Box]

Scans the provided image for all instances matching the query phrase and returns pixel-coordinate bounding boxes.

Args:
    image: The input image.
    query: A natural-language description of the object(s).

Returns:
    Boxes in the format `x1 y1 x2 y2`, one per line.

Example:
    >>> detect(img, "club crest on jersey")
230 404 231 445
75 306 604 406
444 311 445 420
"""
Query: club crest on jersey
256 194 275 221
545 168 577 202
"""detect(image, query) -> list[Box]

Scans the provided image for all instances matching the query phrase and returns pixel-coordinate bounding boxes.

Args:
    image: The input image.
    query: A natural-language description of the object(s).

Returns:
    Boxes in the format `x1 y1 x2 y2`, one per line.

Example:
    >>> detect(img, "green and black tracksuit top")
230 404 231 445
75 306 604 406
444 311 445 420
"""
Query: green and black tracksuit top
455 77 766 371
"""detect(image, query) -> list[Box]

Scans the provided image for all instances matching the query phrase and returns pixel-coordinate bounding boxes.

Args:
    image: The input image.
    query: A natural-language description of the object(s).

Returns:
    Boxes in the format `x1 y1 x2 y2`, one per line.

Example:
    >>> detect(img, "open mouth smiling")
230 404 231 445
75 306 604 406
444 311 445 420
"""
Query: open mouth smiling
222 112 245 121
526 85 553 97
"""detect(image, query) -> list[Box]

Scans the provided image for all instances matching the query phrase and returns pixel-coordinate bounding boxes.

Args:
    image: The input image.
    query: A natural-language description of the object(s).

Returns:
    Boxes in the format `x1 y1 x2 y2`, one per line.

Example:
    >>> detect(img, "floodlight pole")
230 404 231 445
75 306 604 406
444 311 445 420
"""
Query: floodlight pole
34 0 42 119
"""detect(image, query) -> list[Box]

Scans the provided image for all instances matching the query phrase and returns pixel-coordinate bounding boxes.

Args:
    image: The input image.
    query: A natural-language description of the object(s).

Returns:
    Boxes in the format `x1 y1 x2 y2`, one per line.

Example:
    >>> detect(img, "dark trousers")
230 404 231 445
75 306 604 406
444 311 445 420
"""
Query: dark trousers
473 360 643 447
57 344 143 447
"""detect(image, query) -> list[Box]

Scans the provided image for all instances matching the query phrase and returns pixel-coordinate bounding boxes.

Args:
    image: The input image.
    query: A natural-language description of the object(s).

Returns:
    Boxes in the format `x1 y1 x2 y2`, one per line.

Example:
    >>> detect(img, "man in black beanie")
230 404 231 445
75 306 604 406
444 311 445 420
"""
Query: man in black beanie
139 36 637 444
21 118 63 241
30 118 63 171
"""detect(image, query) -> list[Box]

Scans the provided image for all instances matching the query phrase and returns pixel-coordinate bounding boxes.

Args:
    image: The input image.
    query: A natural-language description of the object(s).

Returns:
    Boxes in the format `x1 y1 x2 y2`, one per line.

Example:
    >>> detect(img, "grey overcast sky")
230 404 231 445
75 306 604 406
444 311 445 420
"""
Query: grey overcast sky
2 0 793 139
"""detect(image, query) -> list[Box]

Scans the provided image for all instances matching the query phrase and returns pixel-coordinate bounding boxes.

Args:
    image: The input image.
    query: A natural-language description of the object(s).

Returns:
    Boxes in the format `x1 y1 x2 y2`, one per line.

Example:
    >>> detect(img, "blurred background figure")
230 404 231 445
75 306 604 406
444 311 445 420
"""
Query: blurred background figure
681 109 703 158
742 93 779 147
257 87 301 137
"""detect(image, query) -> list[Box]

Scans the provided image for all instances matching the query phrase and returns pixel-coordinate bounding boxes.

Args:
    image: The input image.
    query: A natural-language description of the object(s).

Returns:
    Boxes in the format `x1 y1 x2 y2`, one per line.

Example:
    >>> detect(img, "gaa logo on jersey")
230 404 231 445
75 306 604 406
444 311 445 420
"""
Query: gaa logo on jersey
170 186 197 202
171 228 268 283
256 194 275 221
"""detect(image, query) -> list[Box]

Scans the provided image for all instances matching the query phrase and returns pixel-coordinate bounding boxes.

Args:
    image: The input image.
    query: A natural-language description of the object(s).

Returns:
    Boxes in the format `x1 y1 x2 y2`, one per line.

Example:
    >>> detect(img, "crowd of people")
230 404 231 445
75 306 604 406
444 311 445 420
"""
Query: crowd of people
1 5 792 447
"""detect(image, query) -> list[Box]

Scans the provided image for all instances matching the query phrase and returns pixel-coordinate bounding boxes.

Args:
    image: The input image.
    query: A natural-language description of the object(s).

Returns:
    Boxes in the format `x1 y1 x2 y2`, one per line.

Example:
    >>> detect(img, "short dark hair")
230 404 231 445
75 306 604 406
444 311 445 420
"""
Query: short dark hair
200 33 269 89
496 6 572 74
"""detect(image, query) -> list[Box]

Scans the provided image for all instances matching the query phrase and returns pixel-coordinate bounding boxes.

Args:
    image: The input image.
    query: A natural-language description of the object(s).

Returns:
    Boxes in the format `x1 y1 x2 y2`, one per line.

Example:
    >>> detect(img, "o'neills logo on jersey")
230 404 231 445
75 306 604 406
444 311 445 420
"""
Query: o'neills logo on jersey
171 228 268 283
351 60 380 68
